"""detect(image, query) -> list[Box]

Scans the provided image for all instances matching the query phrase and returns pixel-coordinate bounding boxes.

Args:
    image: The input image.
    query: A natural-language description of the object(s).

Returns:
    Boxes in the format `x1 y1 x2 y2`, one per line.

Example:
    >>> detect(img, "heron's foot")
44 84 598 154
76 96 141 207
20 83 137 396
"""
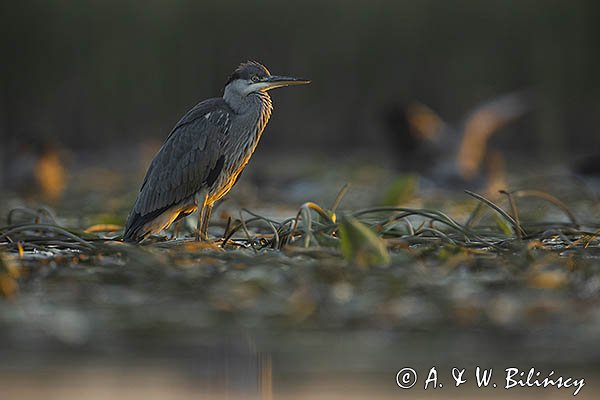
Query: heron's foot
195 230 209 241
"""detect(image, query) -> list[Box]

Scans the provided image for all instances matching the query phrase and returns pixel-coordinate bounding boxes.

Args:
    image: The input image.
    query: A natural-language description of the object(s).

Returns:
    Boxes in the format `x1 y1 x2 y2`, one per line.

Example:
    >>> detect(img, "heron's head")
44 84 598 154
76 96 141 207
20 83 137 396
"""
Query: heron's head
224 61 310 96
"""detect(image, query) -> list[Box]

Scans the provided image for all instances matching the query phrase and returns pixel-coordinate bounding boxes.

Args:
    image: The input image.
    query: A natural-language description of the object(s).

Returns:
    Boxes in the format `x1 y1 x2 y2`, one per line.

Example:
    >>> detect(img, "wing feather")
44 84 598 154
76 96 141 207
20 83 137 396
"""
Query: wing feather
123 99 231 241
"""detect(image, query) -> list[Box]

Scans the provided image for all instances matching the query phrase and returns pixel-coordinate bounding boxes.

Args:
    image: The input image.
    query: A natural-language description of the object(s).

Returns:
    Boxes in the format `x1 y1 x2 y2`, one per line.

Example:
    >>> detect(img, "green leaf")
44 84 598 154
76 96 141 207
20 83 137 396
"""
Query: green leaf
493 213 513 235
338 215 391 268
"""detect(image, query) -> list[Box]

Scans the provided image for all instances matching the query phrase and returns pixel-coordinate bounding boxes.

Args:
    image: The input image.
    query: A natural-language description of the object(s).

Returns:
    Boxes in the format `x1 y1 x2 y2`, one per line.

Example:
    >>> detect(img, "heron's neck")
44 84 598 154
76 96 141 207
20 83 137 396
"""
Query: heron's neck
224 87 269 110
252 91 273 135
223 90 272 132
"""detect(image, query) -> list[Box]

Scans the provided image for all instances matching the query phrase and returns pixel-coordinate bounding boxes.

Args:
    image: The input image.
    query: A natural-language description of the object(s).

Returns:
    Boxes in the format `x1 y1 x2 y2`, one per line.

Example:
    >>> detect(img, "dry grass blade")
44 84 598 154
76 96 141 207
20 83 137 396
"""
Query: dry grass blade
500 190 523 239
465 201 484 230
330 183 351 221
416 227 458 245
240 209 281 249
7 206 59 225
222 214 282 249
0 224 96 250
288 202 335 248
356 207 470 239
464 190 526 237
511 189 579 225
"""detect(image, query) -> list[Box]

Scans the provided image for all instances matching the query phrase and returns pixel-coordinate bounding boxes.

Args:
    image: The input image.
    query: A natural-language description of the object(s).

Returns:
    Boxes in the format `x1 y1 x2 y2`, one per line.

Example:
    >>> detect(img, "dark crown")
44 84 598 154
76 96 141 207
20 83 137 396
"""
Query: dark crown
226 61 270 85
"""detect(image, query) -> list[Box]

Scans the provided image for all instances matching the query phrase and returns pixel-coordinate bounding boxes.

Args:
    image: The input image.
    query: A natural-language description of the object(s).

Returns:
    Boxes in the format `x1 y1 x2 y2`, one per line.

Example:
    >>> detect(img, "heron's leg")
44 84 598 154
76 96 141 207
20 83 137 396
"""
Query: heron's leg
201 204 213 241
173 219 182 240
195 192 208 241
196 204 208 241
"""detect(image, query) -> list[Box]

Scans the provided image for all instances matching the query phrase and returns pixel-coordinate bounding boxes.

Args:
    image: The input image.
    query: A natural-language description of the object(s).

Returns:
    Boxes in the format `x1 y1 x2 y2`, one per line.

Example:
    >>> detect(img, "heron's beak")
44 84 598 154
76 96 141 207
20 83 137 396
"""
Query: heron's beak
262 75 311 90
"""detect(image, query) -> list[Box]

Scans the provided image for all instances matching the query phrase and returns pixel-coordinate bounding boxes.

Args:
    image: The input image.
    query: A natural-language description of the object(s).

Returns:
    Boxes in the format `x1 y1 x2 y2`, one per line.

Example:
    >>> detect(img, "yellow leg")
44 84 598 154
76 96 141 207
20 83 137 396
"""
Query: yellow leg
201 204 213 240
195 192 208 241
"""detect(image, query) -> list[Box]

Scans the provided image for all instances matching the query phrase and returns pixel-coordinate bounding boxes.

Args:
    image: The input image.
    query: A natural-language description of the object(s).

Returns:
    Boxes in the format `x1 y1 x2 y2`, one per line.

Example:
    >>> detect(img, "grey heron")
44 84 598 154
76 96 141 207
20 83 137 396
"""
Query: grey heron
123 61 310 242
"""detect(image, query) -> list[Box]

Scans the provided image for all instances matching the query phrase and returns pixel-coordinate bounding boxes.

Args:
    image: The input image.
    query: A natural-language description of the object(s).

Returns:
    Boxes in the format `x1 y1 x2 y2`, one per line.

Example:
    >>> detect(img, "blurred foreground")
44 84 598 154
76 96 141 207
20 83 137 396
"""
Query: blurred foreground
1 153 600 399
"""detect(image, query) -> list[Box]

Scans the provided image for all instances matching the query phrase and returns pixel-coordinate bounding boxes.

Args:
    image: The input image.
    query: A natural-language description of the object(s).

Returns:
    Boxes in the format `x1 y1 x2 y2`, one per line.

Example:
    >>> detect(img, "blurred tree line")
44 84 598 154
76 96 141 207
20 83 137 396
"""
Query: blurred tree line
0 0 599 161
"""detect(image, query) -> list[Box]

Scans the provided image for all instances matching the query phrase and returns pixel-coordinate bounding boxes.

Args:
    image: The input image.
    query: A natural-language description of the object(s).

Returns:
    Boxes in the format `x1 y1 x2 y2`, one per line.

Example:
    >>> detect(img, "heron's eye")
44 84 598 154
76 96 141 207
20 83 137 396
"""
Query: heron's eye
251 75 261 83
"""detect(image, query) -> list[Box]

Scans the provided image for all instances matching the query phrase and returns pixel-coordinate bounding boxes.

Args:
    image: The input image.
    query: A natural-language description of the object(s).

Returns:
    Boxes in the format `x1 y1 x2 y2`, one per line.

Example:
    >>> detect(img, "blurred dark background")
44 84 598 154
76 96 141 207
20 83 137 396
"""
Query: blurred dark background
1 0 600 194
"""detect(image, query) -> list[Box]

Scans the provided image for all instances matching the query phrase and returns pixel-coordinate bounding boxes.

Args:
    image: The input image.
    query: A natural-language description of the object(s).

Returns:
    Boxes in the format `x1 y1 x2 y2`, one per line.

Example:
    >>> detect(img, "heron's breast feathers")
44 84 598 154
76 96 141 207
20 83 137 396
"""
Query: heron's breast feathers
205 94 272 204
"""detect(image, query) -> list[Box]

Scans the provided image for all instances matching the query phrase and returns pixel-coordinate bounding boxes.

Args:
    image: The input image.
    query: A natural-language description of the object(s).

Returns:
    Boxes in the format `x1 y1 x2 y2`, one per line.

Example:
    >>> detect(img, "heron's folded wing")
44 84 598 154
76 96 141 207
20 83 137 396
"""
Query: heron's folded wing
134 109 230 217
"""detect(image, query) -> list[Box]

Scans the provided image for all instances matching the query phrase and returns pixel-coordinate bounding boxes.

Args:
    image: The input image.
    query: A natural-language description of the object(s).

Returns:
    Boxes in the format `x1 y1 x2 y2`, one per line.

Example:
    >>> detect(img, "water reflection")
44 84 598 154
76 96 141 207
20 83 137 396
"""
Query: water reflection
1 325 599 399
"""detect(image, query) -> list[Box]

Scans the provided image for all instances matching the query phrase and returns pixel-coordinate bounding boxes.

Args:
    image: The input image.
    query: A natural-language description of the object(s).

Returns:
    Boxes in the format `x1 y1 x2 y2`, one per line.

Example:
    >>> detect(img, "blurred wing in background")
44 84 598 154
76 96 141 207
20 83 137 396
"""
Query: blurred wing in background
457 90 532 181
383 91 532 190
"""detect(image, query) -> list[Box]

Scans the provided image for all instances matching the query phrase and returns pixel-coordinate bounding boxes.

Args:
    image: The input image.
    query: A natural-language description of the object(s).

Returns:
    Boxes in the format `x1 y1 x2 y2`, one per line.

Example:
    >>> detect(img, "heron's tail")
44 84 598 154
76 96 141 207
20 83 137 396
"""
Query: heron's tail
122 208 167 243
122 212 151 243
123 204 189 243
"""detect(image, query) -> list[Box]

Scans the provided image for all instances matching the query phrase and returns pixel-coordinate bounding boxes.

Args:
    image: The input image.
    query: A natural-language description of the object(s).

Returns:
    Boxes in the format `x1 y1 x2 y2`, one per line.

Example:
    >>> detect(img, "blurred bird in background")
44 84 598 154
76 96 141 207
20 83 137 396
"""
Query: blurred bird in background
3 138 68 203
383 91 532 193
